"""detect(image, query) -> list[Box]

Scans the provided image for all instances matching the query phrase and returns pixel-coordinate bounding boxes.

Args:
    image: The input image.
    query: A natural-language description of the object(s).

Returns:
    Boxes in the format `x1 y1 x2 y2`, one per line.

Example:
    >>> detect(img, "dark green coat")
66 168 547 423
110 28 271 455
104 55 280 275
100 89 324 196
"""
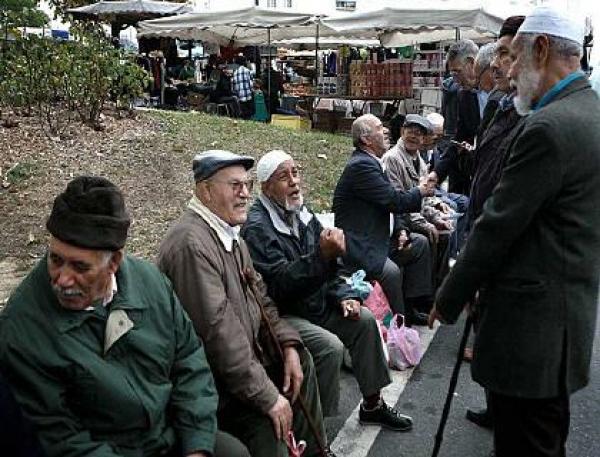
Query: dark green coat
436 78 600 399
0 255 218 457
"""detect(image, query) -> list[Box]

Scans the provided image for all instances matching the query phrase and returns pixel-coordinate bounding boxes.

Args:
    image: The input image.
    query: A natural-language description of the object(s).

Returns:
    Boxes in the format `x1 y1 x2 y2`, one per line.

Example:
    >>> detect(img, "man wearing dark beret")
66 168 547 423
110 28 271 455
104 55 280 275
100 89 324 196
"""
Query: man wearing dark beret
0 176 249 457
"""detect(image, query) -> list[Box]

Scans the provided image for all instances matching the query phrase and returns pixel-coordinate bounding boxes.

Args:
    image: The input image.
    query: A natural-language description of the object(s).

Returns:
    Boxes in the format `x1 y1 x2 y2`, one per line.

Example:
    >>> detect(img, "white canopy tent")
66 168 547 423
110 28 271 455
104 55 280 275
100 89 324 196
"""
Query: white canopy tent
322 6 504 44
136 6 333 46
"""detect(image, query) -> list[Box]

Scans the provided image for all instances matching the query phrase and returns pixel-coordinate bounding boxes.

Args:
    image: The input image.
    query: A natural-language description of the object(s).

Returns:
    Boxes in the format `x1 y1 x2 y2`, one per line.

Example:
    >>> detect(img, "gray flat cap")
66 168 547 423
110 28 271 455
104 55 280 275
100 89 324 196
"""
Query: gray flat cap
193 150 255 182
403 114 433 133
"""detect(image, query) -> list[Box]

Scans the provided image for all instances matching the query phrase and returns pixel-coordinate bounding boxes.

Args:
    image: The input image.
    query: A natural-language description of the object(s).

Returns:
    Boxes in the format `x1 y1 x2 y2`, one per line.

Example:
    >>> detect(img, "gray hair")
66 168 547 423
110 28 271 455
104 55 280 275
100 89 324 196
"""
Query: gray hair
447 39 479 64
475 42 496 71
516 32 582 60
351 114 379 148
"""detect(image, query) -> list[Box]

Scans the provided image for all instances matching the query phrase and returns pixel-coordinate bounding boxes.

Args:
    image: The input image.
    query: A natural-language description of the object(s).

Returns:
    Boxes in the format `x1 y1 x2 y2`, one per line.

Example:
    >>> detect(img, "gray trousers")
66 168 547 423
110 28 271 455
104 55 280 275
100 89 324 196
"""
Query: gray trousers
377 233 433 315
218 350 326 457
286 307 391 416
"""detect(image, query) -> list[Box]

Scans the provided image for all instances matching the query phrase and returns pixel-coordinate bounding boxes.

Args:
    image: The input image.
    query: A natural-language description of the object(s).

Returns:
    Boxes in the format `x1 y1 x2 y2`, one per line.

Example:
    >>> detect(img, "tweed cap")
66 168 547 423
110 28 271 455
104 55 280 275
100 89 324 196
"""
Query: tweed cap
404 114 433 133
192 150 254 182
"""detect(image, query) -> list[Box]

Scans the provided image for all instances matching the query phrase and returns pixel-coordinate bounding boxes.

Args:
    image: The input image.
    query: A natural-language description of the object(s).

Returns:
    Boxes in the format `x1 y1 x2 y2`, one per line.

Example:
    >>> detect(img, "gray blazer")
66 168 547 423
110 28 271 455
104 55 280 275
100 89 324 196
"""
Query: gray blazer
436 77 600 399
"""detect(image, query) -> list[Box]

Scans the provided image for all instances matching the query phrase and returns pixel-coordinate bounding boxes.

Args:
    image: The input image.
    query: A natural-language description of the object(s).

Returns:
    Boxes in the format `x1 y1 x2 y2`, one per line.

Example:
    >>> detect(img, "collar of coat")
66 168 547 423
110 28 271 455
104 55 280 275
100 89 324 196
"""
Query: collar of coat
187 195 240 252
35 255 149 334
258 194 314 237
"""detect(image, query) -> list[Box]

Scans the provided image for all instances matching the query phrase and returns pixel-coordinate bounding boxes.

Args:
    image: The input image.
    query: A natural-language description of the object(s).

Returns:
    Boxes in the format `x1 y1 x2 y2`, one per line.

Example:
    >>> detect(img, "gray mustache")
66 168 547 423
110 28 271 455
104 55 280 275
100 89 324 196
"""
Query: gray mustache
52 285 84 298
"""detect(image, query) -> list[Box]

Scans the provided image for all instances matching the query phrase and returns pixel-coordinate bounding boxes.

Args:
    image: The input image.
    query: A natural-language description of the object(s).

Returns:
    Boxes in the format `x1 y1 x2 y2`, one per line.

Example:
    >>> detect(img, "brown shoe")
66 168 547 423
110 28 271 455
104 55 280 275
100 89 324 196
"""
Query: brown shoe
463 347 473 362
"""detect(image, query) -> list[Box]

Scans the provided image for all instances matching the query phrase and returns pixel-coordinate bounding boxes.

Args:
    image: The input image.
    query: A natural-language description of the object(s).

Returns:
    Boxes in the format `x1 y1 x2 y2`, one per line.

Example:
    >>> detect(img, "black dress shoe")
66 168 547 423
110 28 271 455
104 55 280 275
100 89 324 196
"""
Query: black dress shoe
359 400 413 431
405 311 429 327
466 408 494 429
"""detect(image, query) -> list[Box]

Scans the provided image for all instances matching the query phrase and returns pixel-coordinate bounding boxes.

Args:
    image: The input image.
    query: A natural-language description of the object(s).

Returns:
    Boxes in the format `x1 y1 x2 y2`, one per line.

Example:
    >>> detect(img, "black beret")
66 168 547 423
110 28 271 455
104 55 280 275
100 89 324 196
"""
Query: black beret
46 176 130 250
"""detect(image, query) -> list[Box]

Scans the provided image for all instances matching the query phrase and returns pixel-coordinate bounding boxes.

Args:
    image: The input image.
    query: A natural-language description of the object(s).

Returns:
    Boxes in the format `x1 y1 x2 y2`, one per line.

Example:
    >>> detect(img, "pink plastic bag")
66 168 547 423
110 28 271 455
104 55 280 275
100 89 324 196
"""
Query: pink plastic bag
364 281 392 322
363 281 392 363
286 430 306 457
387 315 422 370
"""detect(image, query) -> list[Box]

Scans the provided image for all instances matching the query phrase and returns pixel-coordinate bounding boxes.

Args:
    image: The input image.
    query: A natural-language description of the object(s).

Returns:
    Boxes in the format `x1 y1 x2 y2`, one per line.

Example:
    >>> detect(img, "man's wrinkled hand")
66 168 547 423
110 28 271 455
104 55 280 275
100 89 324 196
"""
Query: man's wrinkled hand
428 305 446 329
282 347 303 404
397 229 409 250
320 228 346 260
268 394 293 441
427 224 439 243
418 177 435 197
341 299 361 320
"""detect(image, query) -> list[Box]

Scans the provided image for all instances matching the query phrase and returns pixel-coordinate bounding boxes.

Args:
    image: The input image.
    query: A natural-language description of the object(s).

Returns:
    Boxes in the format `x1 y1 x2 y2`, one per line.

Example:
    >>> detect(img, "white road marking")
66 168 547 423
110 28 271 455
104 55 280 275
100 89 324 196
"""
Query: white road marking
330 323 440 457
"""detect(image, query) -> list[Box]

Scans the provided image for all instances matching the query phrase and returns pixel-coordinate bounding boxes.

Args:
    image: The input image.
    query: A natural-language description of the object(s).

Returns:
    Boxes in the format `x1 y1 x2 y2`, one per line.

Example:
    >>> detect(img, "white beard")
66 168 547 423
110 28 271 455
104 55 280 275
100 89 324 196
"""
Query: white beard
513 65 541 116
285 193 304 212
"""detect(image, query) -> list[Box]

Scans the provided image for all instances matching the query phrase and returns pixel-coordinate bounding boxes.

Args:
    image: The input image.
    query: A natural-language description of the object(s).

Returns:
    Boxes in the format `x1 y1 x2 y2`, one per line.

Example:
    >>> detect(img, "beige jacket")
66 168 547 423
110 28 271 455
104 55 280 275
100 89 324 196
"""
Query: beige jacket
157 208 302 415
382 139 445 233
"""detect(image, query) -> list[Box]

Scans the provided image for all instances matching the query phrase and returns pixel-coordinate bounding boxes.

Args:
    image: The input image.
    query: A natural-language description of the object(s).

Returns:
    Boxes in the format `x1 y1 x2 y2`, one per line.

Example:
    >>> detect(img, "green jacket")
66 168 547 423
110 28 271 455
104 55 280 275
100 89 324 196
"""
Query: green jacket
0 254 218 457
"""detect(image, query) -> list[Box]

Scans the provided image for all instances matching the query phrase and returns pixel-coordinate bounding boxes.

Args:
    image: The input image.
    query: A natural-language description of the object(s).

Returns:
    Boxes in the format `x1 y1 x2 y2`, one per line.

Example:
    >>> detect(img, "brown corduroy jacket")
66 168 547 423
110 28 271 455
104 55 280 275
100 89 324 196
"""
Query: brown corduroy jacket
157 209 302 415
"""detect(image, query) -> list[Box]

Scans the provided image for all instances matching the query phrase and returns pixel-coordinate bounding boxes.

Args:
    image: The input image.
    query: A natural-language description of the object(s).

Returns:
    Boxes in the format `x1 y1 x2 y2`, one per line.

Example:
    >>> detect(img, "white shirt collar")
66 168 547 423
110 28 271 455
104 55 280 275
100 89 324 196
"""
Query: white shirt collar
188 195 240 252
85 273 117 311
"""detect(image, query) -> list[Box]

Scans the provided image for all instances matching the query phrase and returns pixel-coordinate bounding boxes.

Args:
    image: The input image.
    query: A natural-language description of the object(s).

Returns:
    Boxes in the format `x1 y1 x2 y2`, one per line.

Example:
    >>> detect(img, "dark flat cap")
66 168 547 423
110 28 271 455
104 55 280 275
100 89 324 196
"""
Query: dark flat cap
403 114 433 133
46 176 130 250
193 150 255 182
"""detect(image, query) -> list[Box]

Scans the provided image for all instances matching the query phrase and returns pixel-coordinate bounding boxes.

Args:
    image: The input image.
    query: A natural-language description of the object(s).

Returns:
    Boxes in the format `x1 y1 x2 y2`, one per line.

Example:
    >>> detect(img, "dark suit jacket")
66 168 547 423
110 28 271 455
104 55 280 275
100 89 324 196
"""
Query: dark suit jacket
333 149 422 277
434 89 481 195
436 78 600 399
468 97 525 223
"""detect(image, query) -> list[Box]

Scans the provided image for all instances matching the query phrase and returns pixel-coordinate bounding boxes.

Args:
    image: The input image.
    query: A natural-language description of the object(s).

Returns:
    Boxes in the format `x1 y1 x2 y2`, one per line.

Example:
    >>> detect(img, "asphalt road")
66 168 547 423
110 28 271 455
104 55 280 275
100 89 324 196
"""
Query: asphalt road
326 308 600 457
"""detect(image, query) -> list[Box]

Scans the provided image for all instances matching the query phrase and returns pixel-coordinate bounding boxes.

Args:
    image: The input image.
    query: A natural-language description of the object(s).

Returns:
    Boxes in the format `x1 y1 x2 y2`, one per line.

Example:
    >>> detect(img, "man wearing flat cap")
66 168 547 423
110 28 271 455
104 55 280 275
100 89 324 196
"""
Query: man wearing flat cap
242 150 413 432
0 176 249 457
430 7 600 457
157 151 332 457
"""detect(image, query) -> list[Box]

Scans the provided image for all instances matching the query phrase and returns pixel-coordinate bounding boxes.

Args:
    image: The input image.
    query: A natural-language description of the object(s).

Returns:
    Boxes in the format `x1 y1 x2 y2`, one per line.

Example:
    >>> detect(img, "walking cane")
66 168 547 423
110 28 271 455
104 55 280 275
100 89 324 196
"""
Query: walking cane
430 315 473 457
245 270 329 457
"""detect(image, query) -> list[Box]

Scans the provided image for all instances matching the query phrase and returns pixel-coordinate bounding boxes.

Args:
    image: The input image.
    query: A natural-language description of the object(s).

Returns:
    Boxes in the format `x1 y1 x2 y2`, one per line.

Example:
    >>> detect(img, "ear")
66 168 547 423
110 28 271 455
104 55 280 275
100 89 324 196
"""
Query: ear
108 250 124 274
533 35 550 69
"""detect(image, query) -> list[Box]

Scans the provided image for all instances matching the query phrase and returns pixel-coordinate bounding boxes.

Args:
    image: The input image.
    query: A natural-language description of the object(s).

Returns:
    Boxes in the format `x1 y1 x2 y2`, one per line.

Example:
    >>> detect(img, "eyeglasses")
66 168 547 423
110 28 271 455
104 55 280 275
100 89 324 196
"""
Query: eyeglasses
209 178 254 193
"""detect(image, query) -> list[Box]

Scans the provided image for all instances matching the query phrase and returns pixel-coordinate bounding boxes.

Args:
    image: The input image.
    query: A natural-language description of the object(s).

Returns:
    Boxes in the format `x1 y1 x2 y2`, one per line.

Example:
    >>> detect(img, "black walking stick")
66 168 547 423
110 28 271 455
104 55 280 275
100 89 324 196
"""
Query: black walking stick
245 269 329 457
431 315 473 457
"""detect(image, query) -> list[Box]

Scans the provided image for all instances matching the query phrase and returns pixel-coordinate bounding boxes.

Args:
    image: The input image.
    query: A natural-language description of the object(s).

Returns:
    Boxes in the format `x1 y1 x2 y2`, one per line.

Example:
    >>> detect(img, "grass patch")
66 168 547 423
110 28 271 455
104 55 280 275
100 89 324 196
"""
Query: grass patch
151 111 353 212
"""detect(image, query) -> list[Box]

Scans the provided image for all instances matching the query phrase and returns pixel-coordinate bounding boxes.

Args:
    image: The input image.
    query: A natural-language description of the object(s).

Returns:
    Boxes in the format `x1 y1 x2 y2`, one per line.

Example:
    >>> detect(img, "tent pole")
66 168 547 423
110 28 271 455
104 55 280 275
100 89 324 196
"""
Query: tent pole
315 22 320 86
268 27 272 114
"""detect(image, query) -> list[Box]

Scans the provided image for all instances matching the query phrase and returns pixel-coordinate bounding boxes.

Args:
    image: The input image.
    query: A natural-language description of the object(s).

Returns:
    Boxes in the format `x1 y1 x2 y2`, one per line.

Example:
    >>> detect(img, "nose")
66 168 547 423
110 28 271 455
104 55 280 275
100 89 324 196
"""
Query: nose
54 266 76 288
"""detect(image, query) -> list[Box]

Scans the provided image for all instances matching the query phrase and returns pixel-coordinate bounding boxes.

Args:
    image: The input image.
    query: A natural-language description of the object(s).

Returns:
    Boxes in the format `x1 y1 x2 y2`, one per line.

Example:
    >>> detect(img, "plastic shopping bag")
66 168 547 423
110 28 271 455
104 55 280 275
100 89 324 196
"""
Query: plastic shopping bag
348 269 373 301
363 281 393 323
387 314 423 371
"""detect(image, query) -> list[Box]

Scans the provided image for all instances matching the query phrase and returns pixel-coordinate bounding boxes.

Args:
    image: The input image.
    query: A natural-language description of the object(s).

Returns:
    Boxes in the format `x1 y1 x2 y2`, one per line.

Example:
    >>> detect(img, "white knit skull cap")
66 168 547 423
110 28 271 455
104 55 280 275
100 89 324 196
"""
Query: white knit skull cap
256 150 293 183
518 6 584 47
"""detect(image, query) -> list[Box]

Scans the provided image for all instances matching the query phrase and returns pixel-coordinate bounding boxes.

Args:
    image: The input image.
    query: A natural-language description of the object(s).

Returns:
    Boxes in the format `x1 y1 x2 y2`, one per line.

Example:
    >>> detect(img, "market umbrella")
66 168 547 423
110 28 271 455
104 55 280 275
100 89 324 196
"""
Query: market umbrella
67 0 191 37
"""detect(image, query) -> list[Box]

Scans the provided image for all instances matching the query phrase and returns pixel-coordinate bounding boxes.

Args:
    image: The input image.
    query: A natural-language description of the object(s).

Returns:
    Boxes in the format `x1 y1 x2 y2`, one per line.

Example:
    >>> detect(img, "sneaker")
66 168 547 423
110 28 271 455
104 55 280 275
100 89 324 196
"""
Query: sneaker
359 400 413 431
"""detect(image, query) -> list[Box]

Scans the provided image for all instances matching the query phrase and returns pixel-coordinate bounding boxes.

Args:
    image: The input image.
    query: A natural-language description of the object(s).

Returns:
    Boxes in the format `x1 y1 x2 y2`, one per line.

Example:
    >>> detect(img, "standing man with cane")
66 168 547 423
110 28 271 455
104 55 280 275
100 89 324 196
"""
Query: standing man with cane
429 7 600 457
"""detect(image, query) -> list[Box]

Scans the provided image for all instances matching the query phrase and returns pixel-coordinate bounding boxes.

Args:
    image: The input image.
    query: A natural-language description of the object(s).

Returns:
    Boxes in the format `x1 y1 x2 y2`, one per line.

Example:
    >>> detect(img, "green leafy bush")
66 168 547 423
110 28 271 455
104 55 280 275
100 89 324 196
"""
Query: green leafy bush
0 28 149 135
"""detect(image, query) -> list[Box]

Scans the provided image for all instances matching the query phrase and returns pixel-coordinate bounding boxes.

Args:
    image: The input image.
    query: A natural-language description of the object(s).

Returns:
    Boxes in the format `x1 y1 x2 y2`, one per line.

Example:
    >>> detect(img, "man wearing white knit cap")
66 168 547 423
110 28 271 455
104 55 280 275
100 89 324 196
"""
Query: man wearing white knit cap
242 150 415 432
429 6 600 457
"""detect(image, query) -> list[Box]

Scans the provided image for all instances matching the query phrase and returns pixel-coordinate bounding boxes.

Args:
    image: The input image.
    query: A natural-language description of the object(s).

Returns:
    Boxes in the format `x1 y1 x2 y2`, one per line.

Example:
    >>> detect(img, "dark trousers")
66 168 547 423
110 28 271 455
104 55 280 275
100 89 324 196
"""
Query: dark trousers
377 233 433 315
490 390 570 457
239 99 254 119
218 350 326 457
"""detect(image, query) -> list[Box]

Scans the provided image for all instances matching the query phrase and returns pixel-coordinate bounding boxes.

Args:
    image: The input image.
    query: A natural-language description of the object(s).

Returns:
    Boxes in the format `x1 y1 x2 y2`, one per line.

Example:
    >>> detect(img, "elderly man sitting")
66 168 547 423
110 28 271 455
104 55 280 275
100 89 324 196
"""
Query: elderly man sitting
383 114 456 245
241 150 414 431
0 176 248 457
157 151 333 457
